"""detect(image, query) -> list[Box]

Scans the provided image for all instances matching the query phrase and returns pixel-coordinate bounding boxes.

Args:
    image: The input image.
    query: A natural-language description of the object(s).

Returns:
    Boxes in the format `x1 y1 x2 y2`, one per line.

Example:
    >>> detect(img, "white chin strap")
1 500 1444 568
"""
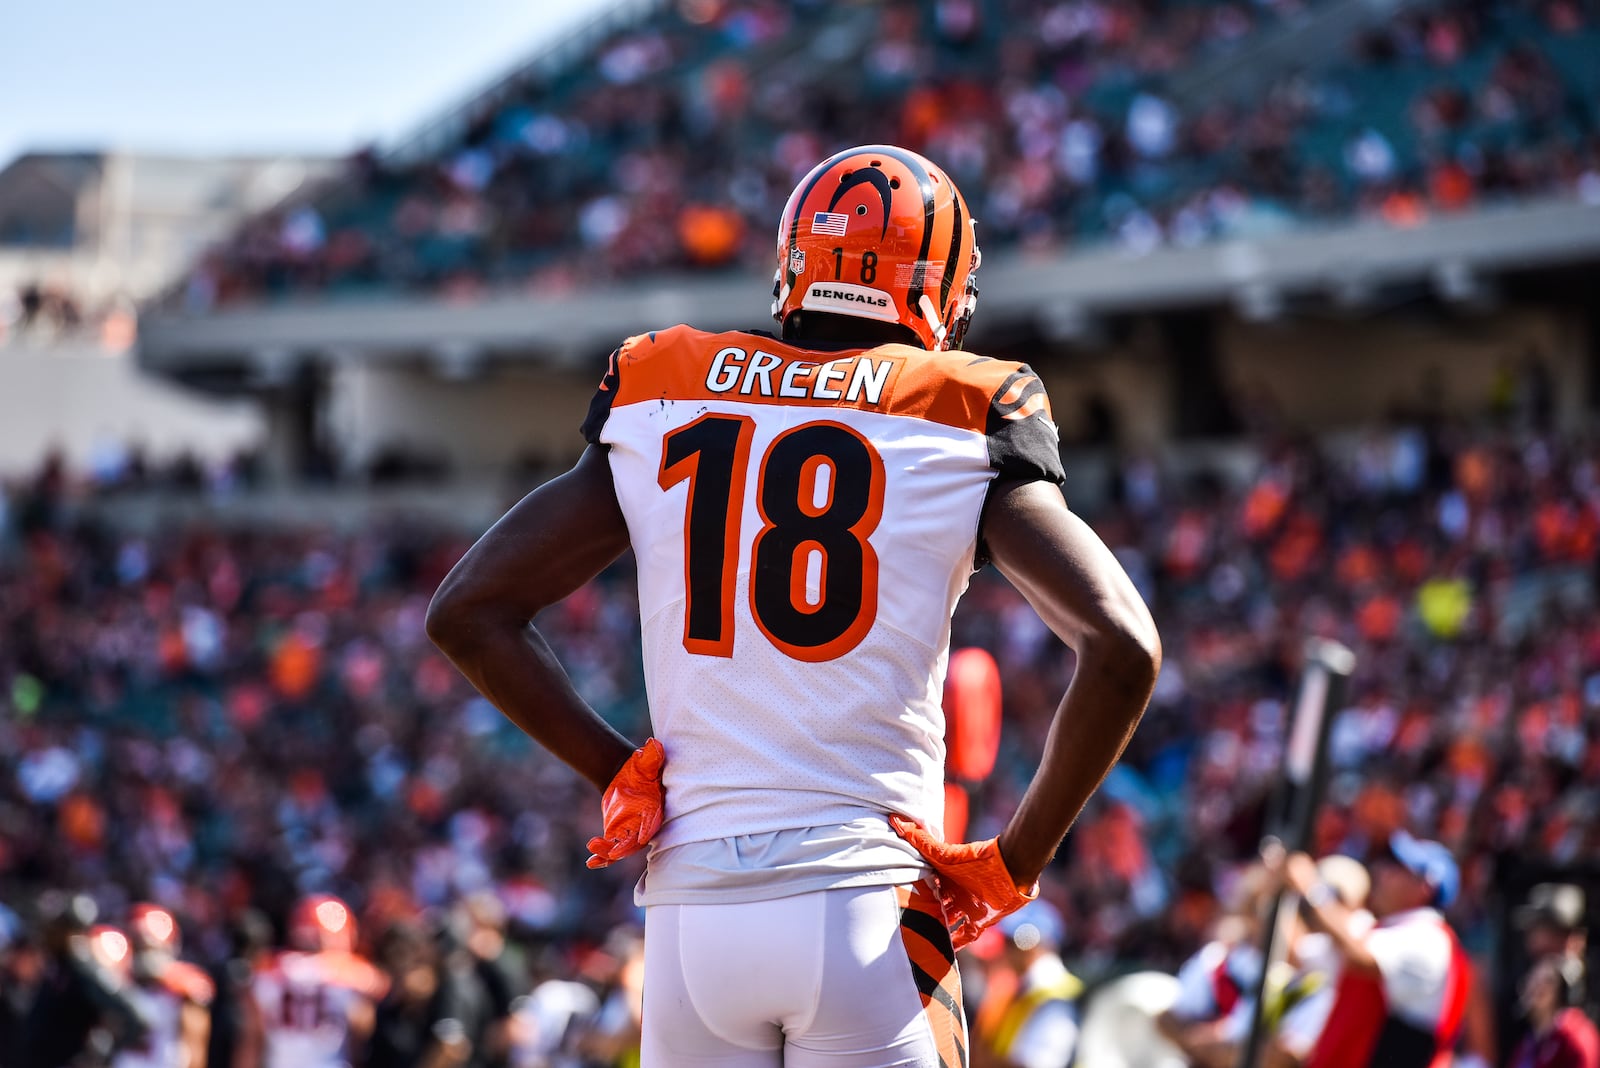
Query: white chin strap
918 294 948 347
771 269 789 321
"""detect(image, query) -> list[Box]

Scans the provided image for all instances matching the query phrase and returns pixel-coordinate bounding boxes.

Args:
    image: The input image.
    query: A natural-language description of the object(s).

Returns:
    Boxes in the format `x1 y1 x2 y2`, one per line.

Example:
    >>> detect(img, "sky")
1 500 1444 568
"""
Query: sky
2 0 610 167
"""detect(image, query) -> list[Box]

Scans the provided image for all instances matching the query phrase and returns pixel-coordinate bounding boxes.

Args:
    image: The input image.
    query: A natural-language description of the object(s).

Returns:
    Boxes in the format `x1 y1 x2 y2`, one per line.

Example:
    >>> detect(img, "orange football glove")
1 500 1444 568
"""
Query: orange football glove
586 739 666 869
890 814 1038 949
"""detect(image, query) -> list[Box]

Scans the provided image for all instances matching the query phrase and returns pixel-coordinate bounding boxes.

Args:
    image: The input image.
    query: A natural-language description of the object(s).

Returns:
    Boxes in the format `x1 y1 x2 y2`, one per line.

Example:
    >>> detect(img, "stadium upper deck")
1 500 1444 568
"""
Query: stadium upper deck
166 0 1600 310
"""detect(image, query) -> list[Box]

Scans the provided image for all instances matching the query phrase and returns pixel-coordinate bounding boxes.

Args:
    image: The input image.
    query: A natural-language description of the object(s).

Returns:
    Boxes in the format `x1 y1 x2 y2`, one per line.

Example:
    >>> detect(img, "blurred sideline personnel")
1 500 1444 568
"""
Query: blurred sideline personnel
19 893 149 1068
1518 886 1592 1022
112 903 215 1068
1266 833 1471 1068
1510 956 1600 1068
206 910 273 1068
247 893 388 1068
971 900 1081 1068
1271 856 1376 1068
1155 865 1270 1067
365 920 484 1068
428 144 1161 1066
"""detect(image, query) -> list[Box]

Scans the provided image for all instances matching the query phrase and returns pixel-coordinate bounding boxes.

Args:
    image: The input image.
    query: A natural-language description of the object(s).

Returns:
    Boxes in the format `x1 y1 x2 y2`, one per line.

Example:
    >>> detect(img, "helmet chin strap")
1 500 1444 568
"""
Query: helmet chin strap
918 294 949 348
771 269 790 321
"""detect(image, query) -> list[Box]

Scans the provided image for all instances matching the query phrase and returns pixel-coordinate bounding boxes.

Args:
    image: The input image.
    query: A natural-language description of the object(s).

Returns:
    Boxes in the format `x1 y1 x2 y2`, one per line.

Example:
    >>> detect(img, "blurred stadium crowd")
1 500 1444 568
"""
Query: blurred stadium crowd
6 0 1600 1064
2 397 1598 1062
180 0 1600 307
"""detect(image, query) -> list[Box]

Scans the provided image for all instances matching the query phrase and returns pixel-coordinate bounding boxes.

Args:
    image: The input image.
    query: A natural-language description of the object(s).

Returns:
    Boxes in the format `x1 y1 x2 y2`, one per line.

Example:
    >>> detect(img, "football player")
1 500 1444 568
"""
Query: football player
111 904 214 1068
249 895 387 1068
429 144 1160 1066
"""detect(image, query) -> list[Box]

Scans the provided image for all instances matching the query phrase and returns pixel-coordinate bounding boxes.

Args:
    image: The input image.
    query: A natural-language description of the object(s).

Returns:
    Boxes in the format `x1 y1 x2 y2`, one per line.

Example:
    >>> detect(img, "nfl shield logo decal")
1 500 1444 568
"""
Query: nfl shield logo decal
789 248 806 274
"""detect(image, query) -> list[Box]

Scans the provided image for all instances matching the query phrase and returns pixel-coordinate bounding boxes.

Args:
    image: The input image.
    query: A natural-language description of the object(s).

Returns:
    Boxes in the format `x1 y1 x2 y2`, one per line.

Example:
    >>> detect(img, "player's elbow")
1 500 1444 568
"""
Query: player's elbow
426 576 491 657
1084 598 1162 695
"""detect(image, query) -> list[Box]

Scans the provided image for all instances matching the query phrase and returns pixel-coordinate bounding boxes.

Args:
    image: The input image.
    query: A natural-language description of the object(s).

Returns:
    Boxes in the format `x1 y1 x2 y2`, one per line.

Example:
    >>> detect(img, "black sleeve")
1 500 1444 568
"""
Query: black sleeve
71 954 150 1050
985 364 1065 485
579 347 623 446
974 364 1065 569
473 956 516 1019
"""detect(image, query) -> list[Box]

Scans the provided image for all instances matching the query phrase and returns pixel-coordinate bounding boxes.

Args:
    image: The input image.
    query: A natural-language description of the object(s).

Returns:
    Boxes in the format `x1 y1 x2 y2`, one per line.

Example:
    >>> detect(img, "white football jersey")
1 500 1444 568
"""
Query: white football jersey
253 950 384 1068
114 963 212 1068
115 984 182 1068
583 326 1062 898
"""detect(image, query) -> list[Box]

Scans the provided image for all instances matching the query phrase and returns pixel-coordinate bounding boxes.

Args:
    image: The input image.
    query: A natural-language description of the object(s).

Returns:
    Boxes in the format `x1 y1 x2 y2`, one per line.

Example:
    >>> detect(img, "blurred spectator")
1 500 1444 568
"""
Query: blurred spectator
568 927 645 1068
1510 957 1600 1068
1157 866 1268 1068
206 910 274 1068
973 900 1083 1068
1519 885 1589 980
507 973 600 1068
366 921 477 1068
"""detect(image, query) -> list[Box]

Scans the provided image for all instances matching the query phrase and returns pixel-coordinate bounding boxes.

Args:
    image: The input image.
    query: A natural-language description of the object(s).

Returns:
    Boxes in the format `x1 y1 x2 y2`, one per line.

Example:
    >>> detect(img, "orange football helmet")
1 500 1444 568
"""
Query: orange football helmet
128 903 181 956
290 893 357 953
87 924 132 977
773 145 981 351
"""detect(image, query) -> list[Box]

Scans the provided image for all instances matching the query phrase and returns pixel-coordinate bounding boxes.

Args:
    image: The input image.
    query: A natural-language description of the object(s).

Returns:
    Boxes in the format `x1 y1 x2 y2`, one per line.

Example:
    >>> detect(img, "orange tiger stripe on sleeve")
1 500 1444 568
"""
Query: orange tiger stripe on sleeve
898 880 969 1068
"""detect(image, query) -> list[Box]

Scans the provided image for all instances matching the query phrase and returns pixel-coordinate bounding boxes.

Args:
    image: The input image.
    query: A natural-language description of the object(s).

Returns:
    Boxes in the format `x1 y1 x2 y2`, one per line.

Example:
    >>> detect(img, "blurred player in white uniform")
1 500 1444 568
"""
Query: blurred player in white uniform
111 904 214 1068
429 144 1161 1067
249 894 387 1068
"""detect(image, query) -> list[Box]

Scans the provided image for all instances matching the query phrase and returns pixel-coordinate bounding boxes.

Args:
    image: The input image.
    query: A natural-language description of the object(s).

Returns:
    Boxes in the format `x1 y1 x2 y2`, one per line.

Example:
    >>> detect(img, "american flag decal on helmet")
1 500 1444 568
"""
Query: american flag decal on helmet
810 211 850 237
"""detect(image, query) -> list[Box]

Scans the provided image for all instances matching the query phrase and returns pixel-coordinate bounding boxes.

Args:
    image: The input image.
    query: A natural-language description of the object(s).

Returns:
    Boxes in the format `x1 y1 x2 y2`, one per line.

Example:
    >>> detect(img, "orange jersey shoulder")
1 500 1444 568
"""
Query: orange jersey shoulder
605 325 1048 436
159 960 215 1005
315 950 390 1000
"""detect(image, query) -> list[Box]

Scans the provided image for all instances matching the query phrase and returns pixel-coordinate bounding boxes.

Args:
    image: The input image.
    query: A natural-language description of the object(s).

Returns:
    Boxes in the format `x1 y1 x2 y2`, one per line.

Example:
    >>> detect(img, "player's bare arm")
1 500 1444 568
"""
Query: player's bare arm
181 999 211 1068
982 477 1162 887
426 445 639 792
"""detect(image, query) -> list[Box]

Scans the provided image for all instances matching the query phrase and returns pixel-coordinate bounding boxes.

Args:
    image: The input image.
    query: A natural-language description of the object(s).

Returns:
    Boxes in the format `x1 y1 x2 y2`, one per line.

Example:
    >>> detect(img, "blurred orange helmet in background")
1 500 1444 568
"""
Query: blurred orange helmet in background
290 893 357 953
87 924 132 977
773 145 981 351
128 903 181 957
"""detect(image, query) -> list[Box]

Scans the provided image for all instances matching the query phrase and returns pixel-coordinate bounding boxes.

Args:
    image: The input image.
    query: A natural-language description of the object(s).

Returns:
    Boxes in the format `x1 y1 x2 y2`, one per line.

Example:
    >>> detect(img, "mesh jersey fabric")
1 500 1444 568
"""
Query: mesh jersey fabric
583 325 1063 902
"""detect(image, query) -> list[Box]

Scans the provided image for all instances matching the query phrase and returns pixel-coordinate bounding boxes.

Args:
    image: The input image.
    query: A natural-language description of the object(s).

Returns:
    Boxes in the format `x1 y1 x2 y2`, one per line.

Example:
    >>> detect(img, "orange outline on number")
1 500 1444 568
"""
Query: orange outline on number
657 412 755 658
750 421 885 663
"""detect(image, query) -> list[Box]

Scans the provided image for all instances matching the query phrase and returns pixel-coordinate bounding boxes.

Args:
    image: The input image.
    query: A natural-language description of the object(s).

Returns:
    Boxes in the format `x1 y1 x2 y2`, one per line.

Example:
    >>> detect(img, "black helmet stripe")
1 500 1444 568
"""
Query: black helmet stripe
829 167 895 240
784 159 838 291
940 192 964 312
870 145 938 311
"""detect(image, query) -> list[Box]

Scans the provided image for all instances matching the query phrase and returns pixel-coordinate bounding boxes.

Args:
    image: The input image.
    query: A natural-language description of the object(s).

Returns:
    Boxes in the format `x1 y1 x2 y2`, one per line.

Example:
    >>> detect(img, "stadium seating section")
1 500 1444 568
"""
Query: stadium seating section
3 421 1595 968
183 0 1600 308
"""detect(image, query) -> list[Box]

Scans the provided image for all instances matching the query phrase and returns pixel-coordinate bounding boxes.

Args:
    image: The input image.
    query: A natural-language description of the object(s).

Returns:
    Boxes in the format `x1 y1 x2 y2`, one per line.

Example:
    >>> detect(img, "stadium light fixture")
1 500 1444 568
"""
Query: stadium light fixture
431 343 486 381
1036 301 1094 343
1432 260 1496 309
1234 281 1283 323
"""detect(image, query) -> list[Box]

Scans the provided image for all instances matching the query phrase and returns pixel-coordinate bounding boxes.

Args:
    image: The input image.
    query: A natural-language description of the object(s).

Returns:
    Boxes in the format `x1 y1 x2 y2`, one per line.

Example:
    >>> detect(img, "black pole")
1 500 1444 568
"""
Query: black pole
1237 638 1355 1068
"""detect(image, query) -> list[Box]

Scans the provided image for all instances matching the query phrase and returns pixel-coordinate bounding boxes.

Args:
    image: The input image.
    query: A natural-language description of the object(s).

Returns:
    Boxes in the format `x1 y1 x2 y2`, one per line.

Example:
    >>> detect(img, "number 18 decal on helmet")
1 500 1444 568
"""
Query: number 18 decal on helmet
772 145 981 351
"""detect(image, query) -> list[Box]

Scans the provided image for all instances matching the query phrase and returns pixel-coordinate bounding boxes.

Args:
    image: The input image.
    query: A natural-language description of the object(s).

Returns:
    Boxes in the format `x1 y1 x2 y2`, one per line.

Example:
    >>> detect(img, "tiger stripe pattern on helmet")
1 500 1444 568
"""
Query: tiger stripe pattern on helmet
775 145 980 351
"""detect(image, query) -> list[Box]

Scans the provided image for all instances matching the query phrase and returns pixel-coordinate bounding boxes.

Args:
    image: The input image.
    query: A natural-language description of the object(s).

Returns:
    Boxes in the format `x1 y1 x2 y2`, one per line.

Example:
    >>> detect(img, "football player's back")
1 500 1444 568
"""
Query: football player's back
585 323 1061 899
253 897 385 1068
113 904 214 1068
428 143 1160 1068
